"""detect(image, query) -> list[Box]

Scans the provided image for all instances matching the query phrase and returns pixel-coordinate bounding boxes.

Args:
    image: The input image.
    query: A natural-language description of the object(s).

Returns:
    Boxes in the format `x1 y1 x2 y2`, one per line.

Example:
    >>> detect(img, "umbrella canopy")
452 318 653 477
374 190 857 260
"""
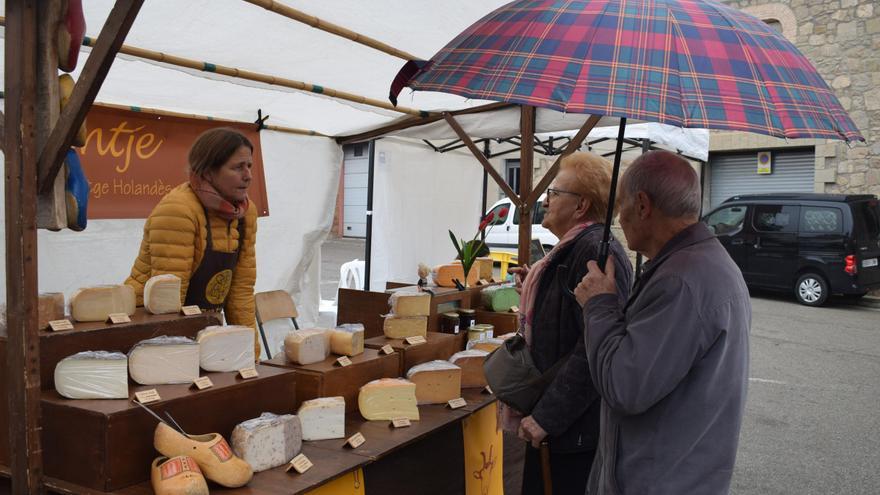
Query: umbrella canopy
391 0 863 143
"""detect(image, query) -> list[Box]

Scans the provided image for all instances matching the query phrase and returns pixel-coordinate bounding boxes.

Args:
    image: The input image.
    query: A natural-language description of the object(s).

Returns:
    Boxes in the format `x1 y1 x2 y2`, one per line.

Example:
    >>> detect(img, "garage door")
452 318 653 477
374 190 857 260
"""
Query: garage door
343 144 369 238
709 149 815 209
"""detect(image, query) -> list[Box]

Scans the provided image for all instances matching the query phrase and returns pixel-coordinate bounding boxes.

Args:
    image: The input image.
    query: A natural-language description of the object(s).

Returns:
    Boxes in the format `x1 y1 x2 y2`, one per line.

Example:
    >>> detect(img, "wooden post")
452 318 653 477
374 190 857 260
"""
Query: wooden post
5 0 44 492
518 106 536 265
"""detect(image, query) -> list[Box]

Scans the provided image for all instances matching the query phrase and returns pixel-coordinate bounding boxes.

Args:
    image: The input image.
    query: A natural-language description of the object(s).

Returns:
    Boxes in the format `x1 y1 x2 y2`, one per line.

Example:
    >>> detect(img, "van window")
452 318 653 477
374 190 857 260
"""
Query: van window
704 206 747 235
513 202 545 225
800 206 842 234
486 203 510 226
853 199 880 240
754 205 799 233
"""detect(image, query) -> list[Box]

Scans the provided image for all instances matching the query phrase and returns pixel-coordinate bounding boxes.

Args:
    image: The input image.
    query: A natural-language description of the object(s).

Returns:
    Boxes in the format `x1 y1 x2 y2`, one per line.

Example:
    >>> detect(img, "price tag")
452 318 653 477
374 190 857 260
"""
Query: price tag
509 305 520 313
286 454 313 474
447 397 467 409
335 356 353 367
478 278 490 286
238 367 259 380
48 319 74 332
107 313 131 324
380 344 395 355
390 418 411 428
482 385 493 395
181 305 202 316
405 336 427 346
134 389 161 404
192 377 214 390
346 432 366 449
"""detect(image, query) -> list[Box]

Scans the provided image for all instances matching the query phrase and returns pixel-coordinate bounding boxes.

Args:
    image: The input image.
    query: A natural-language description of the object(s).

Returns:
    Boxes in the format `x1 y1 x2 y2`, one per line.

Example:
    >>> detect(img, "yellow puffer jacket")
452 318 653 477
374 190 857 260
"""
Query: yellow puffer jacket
125 183 258 355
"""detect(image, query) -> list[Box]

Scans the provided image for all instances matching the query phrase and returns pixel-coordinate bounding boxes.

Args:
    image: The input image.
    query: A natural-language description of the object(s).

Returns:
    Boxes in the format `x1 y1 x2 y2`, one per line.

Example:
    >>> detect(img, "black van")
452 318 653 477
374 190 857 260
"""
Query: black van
701 193 880 306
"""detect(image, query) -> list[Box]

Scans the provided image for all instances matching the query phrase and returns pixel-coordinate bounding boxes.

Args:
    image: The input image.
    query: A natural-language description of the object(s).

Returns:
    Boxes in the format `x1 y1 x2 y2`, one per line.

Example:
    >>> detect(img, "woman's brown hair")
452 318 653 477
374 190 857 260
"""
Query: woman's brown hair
188 127 253 177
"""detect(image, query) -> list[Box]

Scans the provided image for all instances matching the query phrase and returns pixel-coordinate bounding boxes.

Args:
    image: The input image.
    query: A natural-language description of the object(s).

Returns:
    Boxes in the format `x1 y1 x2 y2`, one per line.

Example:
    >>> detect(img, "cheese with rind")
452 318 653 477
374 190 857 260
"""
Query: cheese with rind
231 413 302 472
129 336 200 385
144 274 182 315
297 397 345 440
449 350 489 388
284 329 331 365
467 337 505 353
388 292 431 317
329 324 365 356
197 325 255 371
383 316 427 339
432 263 479 288
406 360 462 405
480 284 520 312
70 285 135 322
39 292 65 329
358 378 420 421
54 351 129 399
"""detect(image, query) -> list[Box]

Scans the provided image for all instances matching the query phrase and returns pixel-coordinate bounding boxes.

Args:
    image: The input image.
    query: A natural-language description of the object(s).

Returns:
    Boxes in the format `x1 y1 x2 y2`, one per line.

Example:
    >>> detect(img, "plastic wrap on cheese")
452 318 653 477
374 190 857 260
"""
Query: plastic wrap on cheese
449 350 490 388
406 360 462 405
70 284 136 322
283 329 331 365
329 324 365 356
128 336 200 385
298 397 346 440
144 274 182 314
231 412 302 472
358 378 419 421
54 351 129 399
466 337 505 353
197 325 256 371
480 283 521 312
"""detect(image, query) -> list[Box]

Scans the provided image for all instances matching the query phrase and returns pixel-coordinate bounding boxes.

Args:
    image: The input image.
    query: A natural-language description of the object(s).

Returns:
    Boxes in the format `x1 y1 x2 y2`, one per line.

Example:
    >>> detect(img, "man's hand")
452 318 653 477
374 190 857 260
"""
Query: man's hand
509 264 530 295
575 259 617 307
518 415 548 449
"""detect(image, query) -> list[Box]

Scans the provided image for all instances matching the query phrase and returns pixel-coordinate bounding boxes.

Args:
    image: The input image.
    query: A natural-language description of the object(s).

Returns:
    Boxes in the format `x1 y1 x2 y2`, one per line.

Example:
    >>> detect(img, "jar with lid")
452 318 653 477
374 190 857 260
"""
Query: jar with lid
457 308 476 333
439 312 461 334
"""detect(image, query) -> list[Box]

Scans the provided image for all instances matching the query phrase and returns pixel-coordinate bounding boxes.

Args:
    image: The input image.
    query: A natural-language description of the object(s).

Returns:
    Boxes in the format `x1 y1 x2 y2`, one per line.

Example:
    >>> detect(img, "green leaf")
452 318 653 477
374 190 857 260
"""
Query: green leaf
448 230 464 260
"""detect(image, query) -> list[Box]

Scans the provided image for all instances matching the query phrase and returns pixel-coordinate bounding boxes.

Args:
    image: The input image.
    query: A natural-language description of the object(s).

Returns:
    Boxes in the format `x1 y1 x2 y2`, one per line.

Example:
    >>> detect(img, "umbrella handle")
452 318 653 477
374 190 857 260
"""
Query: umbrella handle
540 441 553 495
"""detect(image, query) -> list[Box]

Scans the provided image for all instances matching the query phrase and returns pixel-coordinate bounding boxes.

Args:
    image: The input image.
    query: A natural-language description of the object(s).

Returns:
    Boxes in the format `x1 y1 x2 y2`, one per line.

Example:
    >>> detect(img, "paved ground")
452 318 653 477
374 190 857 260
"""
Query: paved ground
320 236 880 494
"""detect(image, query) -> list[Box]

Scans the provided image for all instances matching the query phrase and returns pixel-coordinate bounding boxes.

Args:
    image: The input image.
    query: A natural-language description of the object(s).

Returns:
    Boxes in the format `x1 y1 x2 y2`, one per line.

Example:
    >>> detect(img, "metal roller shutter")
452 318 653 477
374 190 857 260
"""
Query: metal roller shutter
709 149 815 208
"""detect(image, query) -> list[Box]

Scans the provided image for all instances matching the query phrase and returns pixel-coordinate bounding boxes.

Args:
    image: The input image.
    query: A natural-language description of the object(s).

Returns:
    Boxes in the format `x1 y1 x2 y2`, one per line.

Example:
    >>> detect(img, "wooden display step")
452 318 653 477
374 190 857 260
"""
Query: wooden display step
40 364 296 492
262 349 398 412
364 332 460 376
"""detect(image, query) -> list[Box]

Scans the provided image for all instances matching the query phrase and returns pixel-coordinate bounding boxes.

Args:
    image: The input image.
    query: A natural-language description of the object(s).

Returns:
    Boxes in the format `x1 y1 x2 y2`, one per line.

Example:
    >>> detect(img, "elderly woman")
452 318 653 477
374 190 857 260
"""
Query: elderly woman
125 127 258 356
506 152 632 494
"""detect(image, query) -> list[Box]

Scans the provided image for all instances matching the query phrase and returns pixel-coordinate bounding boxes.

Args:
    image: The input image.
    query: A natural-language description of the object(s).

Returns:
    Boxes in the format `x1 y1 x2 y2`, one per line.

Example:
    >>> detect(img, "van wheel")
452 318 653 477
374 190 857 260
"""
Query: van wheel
795 273 829 306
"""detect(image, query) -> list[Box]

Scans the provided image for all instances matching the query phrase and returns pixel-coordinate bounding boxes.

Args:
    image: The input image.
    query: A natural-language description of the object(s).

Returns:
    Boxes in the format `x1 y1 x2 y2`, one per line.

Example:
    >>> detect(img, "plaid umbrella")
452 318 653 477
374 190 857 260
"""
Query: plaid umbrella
391 0 863 143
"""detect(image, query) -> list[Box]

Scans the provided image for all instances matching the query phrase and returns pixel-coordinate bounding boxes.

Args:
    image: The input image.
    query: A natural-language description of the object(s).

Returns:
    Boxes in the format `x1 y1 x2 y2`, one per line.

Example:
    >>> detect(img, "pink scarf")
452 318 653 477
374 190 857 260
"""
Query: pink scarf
189 174 249 221
499 221 593 432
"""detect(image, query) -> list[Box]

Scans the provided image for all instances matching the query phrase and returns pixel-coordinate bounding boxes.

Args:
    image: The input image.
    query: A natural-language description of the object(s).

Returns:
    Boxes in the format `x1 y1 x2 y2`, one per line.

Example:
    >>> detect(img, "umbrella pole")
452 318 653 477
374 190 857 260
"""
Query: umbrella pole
598 118 627 270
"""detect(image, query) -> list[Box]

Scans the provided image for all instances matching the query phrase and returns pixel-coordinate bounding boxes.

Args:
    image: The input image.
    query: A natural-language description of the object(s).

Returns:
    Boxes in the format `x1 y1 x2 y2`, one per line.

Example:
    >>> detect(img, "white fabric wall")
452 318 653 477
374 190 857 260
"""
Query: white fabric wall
369 138 484 291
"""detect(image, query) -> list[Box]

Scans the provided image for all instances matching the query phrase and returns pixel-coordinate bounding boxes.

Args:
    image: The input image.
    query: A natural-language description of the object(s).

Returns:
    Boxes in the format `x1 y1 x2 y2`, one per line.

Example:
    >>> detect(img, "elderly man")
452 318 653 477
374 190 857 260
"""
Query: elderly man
575 150 751 495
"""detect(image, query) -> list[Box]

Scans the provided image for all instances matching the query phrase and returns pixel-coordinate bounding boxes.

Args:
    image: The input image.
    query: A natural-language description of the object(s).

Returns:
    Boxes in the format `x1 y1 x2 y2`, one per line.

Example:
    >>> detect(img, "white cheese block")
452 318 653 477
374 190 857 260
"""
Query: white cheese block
197 325 255 372
383 316 427 339
297 397 346 440
329 324 365 356
128 336 200 385
284 329 331 365
358 378 420 421
231 412 302 472
388 292 431 317
54 351 129 399
70 285 136 322
449 350 489 388
144 274 182 314
406 360 462 405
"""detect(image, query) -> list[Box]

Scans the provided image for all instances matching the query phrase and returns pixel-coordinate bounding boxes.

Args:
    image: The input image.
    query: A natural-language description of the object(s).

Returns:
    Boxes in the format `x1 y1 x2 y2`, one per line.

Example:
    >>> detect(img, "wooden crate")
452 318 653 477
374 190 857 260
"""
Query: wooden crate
364 332 460 376
474 309 520 335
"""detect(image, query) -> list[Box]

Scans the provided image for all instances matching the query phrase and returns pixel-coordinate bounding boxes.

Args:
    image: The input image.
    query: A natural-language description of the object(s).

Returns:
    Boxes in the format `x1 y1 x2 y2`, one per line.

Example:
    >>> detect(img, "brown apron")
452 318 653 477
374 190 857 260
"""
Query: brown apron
184 206 245 311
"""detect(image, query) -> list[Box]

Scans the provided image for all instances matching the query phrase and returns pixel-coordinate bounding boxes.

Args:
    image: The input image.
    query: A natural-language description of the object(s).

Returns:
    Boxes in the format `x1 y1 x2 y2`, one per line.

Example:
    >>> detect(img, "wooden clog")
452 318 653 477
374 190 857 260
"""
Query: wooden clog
150 456 209 495
154 423 253 488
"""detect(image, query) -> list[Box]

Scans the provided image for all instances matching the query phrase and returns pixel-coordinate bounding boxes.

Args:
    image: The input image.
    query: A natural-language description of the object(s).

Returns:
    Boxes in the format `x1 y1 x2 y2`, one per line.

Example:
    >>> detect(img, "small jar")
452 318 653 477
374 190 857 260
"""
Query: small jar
468 323 495 342
457 308 476 333
439 312 460 334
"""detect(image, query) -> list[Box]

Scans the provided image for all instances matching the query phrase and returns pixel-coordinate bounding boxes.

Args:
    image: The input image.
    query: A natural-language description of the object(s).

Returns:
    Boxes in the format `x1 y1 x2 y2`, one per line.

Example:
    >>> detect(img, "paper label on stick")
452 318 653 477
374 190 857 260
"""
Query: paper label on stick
135 389 161 404
405 336 427 345
192 377 214 390
48 319 74 332
287 454 313 474
482 385 493 395
510 305 520 313
447 397 467 409
346 432 366 449
336 356 353 367
238 367 259 379
107 313 131 324
380 344 395 355
391 418 411 428
479 279 490 286
181 305 202 316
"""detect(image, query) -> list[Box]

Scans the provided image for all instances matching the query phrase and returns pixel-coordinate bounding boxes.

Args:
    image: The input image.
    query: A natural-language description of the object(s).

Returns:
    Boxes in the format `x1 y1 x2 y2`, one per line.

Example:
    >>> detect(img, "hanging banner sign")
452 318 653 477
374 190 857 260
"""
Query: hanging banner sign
76 106 270 219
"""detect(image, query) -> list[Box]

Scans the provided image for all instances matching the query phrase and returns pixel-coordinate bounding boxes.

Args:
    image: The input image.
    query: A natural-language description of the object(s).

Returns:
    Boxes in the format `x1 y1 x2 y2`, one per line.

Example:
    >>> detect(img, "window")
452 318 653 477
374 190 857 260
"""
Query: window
704 206 747 236
853 200 880 240
486 202 510 226
800 207 842 234
512 201 544 225
754 205 799 233
505 160 520 196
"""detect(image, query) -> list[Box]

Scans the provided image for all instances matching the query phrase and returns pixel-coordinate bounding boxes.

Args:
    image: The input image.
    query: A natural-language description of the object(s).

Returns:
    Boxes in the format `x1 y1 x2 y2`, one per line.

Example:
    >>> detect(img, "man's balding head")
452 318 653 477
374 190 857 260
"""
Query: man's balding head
621 150 701 220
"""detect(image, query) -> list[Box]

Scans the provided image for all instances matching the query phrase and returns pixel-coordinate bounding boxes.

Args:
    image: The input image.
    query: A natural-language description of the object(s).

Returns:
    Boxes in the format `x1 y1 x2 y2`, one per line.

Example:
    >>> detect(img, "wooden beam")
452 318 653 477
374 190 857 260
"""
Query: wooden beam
518 106 535 265
5 0 43 491
443 113 522 207
0 110 4 152
241 0 419 61
525 115 602 207
37 0 145 194
36 0 67 230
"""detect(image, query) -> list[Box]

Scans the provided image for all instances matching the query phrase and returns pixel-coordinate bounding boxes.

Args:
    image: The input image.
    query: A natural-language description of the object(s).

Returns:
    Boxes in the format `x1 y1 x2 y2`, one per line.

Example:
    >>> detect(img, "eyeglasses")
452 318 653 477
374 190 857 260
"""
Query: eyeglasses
546 187 581 200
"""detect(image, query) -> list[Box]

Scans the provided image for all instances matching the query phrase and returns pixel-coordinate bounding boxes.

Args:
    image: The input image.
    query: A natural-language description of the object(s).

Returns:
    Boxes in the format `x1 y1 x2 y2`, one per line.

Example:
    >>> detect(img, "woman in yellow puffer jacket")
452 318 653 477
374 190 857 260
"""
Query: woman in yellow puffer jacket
125 127 259 358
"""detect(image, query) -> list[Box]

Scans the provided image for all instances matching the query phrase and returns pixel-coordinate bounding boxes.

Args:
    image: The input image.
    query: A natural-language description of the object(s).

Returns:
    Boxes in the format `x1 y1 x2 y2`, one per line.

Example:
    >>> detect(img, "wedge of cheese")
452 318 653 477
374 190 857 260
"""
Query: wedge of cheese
54 351 129 399
129 336 200 385
284 329 331 365
197 326 255 372
231 413 302 473
449 350 489 388
329 324 365 357
481 284 520 312
70 284 136 322
39 292 65 329
406 360 462 405
388 291 430 317
475 257 494 281
358 378 420 421
467 337 505 353
144 274 182 315
432 263 479 288
297 397 345 440
383 315 427 339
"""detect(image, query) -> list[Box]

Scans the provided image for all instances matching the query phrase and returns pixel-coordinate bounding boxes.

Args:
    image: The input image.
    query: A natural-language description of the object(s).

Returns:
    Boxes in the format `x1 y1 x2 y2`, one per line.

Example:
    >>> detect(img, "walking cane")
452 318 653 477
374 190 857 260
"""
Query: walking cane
539 441 553 495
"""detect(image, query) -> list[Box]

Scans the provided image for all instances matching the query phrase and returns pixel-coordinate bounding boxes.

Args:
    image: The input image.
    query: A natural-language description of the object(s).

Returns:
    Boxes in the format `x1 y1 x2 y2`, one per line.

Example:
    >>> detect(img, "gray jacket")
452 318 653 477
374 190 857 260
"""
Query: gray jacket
584 222 751 495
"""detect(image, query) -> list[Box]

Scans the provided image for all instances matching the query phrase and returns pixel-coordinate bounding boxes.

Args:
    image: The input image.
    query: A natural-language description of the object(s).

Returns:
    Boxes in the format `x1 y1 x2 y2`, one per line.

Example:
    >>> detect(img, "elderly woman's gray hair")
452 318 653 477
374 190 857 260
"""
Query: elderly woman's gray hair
621 150 701 218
